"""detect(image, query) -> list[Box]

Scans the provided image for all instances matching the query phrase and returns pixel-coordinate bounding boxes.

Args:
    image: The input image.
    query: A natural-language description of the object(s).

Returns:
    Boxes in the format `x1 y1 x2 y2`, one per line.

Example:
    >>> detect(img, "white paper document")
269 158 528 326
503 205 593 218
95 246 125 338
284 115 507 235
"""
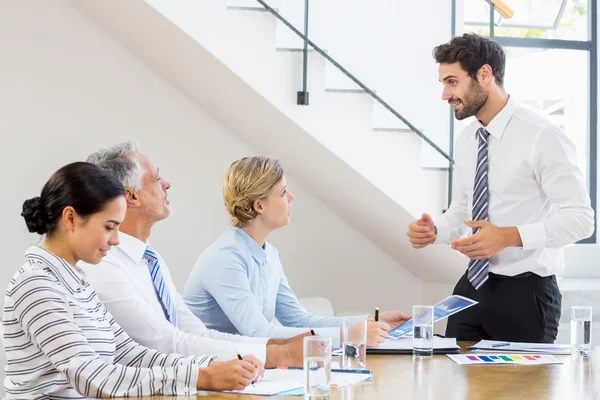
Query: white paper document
448 353 563 365
229 378 303 395
228 367 371 396
471 340 571 355
373 337 459 351
388 295 478 339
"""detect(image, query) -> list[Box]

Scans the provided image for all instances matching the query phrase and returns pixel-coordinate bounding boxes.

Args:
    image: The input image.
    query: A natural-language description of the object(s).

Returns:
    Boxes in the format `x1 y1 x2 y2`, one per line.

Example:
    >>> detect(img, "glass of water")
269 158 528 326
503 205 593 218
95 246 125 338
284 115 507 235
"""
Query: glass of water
341 318 367 369
571 306 592 358
413 305 434 357
303 336 332 399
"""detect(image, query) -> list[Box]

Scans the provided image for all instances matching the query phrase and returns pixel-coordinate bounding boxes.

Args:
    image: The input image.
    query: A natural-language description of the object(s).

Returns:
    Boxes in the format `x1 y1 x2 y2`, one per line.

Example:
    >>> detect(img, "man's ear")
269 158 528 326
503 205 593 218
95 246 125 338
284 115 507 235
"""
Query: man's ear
478 64 494 86
126 189 141 208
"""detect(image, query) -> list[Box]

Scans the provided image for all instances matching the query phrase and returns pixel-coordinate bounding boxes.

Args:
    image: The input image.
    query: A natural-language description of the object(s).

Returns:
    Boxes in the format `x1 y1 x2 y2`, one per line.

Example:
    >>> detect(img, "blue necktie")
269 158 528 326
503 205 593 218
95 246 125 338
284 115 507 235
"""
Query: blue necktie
143 246 180 328
467 128 490 290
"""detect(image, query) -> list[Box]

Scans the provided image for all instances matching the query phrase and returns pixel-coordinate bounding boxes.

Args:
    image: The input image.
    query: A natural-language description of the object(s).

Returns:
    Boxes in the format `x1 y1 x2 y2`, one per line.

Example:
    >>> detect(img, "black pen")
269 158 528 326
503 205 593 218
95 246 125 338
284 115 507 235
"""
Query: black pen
491 342 510 347
237 353 256 386
374 307 380 322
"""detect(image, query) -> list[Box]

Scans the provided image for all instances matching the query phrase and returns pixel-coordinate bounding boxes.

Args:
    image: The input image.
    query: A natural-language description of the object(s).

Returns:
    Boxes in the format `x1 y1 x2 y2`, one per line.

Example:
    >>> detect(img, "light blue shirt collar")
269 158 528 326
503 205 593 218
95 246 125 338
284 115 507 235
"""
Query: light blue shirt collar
231 227 267 264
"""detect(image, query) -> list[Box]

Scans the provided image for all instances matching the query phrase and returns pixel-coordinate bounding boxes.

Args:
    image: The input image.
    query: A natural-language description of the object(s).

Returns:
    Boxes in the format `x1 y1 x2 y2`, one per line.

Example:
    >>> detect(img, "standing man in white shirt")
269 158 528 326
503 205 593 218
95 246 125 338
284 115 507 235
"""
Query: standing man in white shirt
407 33 594 343
80 141 304 368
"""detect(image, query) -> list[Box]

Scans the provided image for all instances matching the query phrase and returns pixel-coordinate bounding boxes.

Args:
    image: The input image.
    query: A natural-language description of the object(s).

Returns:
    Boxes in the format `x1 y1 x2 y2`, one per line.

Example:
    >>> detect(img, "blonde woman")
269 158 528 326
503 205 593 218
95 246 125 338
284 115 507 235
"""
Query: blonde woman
183 157 410 348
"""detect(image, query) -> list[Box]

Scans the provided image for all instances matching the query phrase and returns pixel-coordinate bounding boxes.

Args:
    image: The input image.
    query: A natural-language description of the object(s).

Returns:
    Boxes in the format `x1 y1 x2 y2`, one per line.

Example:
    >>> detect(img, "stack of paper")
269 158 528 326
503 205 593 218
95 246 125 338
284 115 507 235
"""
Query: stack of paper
471 340 571 355
368 337 460 354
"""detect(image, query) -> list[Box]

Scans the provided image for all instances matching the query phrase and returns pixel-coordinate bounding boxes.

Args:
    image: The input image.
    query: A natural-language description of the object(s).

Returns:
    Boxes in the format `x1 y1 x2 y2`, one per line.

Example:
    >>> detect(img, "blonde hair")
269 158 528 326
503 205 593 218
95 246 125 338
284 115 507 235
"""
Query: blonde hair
223 156 284 228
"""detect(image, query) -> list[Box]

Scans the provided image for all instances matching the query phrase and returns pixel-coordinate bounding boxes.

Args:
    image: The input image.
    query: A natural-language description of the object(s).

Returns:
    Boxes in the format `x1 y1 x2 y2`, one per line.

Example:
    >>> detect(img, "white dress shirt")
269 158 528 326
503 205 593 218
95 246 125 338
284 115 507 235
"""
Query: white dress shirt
3 246 211 399
436 96 594 277
79 232 268 364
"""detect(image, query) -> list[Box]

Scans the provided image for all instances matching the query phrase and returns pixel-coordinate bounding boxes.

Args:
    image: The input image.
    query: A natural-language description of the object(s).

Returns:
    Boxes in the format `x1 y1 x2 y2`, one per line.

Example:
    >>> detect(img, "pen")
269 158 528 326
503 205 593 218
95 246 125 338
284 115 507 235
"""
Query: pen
374 307 379 322
237 353 256 386
491 342 510 347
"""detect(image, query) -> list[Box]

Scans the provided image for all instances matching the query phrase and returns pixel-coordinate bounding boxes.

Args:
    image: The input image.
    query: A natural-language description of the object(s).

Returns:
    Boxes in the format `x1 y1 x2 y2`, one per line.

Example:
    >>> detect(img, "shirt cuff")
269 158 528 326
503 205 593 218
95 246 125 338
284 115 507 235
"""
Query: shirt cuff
517 223 547 249
433 218 451 244
314 327 342 349
179 364 200 395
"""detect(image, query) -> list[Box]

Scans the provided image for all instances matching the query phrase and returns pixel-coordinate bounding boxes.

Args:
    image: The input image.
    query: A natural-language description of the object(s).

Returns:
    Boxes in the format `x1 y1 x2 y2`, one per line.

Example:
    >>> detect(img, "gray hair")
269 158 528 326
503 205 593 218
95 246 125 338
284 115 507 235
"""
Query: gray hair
86 141 144 191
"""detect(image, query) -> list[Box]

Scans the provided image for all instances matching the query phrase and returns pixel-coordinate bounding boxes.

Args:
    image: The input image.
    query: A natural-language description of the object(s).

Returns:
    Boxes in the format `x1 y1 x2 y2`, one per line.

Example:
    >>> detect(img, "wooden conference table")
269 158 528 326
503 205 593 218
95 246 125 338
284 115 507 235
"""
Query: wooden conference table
135 343 599 400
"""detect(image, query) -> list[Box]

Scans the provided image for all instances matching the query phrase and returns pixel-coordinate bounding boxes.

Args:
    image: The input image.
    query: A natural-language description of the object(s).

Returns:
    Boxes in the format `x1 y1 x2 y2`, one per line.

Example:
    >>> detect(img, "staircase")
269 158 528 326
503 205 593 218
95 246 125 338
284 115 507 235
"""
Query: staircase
72 0 468 284
70 1 600 339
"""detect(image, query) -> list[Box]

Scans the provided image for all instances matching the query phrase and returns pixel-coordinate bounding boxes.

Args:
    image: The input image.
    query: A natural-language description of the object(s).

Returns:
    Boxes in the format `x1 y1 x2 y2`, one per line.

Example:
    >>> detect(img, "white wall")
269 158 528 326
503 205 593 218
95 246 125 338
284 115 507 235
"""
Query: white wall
0 0 425 316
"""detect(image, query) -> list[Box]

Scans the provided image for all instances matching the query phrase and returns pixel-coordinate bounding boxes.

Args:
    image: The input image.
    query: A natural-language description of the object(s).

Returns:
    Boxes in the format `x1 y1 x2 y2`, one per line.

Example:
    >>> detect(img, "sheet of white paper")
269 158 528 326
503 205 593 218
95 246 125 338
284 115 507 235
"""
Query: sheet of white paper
330 371 371 387
374 337 459 350
447 354 563 365
472 340 571 355
229 379 303 395
228 368 371 395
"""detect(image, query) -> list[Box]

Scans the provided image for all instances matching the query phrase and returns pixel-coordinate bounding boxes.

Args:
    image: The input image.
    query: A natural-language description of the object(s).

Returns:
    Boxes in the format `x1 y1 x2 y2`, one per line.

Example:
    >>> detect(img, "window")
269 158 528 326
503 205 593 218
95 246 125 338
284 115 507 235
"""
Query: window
455 0 597 243
464 0 589 41
505 48 589 183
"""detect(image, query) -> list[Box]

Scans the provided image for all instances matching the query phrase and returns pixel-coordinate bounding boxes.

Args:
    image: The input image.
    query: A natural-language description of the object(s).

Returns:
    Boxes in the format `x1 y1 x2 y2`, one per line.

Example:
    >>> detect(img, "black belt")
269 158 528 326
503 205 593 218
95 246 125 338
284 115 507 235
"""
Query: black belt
488 272 541 279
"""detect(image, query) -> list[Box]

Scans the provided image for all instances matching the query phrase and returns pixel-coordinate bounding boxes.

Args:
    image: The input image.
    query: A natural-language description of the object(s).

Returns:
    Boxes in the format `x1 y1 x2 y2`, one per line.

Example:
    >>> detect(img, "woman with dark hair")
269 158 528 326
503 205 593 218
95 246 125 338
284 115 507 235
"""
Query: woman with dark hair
3 162 260 399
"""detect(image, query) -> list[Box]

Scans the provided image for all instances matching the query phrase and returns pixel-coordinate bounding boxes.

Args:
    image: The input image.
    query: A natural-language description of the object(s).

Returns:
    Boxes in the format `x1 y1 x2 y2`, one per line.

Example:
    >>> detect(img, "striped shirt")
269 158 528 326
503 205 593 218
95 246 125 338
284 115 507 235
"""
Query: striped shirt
2 246 214 399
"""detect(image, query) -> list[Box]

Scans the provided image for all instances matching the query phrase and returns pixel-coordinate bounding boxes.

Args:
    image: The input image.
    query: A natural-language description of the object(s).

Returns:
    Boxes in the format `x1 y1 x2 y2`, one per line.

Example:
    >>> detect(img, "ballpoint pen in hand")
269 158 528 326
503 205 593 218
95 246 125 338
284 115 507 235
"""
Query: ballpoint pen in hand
237 353 256 386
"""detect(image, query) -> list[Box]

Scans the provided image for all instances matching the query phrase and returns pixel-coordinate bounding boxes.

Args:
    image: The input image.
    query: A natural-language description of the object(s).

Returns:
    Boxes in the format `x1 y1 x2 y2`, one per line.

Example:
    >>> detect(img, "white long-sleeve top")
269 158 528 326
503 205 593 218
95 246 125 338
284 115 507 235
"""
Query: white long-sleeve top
2 246 214 399
79 232 268 363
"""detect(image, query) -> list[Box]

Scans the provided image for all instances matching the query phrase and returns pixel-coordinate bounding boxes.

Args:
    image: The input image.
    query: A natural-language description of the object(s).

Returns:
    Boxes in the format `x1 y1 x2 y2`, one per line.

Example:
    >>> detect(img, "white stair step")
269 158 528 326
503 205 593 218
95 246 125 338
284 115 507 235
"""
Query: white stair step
274 0 331 51
372 101 413 131
226 0 277 10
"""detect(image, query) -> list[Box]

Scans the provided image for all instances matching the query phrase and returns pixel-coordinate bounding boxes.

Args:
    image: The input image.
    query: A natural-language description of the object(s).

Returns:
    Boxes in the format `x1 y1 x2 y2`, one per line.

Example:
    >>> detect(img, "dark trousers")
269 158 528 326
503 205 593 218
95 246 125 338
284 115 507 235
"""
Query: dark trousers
445 271 562 343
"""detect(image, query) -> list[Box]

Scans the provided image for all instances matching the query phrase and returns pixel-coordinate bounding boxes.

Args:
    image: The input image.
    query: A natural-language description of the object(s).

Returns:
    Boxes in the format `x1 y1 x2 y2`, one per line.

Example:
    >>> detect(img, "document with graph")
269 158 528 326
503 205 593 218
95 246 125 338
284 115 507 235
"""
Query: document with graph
388 295 478 339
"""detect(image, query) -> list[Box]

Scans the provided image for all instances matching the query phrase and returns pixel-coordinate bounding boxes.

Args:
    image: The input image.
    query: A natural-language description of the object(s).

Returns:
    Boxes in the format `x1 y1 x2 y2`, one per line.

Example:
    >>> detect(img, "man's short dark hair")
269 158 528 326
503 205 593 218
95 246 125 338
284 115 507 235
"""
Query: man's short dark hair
433 33 506 85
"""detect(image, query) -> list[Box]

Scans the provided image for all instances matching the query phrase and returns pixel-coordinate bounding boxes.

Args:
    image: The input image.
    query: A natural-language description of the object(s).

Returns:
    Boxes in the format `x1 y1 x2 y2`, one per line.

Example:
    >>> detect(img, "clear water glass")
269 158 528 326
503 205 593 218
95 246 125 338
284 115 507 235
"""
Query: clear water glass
571 306 592 358
304 336 332 399
341 318 367 369
413 305 434 357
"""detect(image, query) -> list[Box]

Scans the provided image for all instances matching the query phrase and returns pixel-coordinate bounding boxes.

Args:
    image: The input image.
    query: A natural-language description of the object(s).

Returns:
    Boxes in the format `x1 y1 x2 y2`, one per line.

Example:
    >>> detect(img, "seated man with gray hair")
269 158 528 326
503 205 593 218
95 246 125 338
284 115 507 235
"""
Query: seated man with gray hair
80 141 304 368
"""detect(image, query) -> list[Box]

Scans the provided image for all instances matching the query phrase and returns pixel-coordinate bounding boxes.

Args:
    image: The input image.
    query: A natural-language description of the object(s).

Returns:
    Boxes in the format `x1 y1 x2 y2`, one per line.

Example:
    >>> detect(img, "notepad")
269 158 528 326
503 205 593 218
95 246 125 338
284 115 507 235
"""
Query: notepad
471 340 571 355
448 354 563 365
366 337 460 354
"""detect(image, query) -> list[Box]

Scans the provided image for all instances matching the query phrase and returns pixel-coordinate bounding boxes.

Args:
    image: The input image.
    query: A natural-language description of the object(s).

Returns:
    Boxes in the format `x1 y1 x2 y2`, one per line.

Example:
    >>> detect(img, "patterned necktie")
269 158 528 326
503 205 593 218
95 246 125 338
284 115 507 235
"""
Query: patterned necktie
467 128 490 290
143 246 179 328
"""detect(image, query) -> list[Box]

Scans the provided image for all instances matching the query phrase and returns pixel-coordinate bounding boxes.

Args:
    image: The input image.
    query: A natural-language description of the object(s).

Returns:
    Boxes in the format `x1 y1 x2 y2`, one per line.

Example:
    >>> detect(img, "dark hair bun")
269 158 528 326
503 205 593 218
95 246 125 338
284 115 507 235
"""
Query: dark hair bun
21 196 49 235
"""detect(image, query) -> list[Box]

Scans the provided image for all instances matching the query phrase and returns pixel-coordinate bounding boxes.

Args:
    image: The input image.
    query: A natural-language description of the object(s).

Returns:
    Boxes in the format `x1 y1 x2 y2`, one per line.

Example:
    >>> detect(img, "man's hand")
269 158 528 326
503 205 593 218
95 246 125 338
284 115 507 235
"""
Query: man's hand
451 220 522 259
407 213 437 249
370 310 411 330
243 355 264 384
365 321 390 347
265 335 305 368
